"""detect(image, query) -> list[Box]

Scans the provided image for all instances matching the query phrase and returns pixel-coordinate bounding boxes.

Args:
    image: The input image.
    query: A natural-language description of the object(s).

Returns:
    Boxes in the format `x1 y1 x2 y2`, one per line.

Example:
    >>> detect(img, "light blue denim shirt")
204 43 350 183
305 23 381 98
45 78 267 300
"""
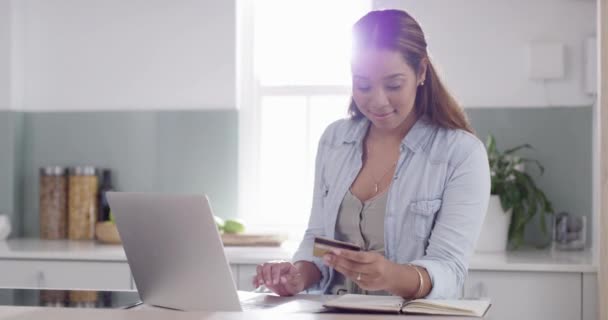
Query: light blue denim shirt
292 116 491 299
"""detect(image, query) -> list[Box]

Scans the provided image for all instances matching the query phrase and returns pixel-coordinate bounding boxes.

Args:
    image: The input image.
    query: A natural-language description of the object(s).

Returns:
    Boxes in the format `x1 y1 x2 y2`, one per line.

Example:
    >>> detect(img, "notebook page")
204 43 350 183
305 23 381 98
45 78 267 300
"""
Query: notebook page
323 294 404 313
403 299 491 317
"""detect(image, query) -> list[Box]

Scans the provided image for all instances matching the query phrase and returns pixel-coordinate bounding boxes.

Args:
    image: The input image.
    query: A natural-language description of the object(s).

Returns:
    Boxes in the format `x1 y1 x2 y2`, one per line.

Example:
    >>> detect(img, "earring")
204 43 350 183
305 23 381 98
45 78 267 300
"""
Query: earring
419 80 425 86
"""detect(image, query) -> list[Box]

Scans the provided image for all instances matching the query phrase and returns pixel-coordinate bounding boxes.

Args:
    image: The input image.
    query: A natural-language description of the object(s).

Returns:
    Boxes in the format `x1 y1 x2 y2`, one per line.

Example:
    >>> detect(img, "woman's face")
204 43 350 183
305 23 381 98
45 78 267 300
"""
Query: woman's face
351 48 425 131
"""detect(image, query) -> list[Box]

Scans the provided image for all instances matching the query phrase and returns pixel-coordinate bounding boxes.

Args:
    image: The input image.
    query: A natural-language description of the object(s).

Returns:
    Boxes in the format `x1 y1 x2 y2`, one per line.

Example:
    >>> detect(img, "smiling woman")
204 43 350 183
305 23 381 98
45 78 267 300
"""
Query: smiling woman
253 9 491 300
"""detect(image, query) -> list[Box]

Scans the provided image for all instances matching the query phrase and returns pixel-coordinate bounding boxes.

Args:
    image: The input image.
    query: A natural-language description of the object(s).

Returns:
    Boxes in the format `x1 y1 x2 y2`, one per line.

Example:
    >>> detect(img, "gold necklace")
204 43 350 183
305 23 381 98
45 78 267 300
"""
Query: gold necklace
364 137 398 194
370 161 397 194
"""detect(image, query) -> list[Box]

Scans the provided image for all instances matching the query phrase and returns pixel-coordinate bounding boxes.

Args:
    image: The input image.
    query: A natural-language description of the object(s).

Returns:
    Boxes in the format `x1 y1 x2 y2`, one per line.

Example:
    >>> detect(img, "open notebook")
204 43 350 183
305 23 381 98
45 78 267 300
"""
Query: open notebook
323 294 491 317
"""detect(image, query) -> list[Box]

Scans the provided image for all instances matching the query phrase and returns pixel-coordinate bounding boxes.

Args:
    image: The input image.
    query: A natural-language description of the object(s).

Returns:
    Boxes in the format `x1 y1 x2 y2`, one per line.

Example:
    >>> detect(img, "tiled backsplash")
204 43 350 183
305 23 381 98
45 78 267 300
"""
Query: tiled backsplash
2 110 237 237
0 111 23 237
468 106 593 246
0 106 593 246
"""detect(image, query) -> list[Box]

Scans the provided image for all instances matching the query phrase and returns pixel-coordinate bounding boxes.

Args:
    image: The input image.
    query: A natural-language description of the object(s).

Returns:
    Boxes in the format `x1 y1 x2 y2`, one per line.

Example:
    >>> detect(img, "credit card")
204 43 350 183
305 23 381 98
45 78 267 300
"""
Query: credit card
313 236 361 258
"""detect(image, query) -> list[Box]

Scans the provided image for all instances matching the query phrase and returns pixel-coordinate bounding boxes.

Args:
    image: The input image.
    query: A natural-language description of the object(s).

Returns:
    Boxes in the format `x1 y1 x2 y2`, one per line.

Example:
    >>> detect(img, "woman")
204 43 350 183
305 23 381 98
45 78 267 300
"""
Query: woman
253 9 490 299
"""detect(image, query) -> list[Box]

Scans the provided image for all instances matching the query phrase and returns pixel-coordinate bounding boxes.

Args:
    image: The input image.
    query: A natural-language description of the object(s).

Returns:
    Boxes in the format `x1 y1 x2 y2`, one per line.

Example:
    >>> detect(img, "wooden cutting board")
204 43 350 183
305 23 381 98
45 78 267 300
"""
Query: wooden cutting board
220 233 287 247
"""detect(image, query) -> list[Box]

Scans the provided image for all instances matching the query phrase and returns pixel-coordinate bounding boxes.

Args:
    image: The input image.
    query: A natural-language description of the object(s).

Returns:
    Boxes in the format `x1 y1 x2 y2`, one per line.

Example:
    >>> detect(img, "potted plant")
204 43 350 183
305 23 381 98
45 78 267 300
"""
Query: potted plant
476 135 554 251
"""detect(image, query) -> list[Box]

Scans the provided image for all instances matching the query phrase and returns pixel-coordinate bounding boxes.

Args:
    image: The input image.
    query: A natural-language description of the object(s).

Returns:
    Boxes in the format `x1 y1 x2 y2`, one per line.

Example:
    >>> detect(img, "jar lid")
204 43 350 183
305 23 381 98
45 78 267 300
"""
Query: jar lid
69 166 97 176
40 166 67 176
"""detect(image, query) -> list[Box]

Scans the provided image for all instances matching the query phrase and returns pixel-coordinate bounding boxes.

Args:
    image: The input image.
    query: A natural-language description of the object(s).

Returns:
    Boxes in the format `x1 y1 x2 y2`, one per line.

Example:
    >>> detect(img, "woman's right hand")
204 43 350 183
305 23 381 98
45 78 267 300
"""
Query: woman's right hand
252 261 306 296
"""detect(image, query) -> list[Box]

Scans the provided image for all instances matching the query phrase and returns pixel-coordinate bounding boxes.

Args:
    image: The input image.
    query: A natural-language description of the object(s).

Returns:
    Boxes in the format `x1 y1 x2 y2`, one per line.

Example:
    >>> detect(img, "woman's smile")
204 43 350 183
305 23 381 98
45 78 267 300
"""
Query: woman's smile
368 109 395 120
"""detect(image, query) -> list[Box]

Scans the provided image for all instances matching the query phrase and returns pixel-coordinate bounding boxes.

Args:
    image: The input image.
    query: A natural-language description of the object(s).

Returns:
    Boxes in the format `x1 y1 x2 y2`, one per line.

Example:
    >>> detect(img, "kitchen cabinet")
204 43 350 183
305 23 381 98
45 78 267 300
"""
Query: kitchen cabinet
0 260 132 291
582 273 598 320
0 239 598 320
464 271 581 320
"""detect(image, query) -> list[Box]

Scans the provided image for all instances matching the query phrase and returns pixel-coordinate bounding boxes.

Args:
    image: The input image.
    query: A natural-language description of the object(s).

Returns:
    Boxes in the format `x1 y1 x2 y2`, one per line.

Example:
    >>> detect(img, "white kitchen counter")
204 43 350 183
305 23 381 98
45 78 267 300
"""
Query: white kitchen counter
0 239 597 273
468 247 597 273
0 239 296 264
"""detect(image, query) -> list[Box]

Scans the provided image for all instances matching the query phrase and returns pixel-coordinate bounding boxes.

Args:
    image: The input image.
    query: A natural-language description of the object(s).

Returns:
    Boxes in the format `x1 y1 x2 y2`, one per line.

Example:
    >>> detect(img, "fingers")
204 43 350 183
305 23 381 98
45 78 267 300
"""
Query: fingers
262 263 273 287
253 262 302 296
280 267 304 294
330 259 375 289
271 263 283 285
254 264 264 287
332 262 356 280
324 253 368 275
331 248 378 263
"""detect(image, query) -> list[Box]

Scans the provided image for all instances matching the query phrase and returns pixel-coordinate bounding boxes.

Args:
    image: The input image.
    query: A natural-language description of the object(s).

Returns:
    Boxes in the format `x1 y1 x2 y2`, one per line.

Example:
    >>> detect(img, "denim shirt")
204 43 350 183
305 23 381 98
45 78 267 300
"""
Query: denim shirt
291 116 491 299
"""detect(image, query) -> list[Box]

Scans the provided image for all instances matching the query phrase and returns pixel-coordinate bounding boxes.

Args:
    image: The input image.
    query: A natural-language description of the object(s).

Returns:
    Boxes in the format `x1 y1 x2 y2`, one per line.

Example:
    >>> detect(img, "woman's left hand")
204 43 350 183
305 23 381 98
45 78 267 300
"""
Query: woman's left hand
322 249 397 291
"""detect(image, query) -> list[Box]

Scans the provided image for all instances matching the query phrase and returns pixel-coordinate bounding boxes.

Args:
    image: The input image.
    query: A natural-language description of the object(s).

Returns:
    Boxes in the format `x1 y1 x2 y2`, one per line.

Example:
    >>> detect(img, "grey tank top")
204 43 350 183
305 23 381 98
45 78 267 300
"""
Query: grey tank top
328 189 390 295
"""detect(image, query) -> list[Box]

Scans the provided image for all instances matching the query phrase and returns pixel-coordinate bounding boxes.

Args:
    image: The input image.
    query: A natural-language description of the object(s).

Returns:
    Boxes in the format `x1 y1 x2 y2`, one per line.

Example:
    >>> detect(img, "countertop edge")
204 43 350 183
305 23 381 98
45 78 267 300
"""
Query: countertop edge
0 239 597 273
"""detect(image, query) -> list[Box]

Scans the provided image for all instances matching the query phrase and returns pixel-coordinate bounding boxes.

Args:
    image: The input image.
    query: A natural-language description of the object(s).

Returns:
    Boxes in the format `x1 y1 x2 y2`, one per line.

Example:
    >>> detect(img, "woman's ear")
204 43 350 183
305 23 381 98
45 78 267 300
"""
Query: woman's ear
417 58 428 85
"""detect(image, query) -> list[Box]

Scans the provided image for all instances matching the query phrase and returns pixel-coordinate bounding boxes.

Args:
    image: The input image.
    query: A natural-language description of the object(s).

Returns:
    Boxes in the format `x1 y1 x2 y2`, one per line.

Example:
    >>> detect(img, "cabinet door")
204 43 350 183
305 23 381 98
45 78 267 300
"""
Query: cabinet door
464 271 581 320
0 260 132 291
582 273 598 320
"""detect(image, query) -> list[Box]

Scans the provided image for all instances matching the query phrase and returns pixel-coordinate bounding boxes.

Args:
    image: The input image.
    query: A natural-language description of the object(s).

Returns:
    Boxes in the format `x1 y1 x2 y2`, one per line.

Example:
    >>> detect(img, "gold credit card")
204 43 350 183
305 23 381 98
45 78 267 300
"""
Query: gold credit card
313 236 361 258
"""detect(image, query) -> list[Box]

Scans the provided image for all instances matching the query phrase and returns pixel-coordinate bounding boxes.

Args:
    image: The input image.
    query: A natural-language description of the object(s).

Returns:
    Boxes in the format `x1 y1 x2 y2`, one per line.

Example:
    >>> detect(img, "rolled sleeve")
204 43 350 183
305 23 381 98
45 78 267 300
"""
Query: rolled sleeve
411 140 491 299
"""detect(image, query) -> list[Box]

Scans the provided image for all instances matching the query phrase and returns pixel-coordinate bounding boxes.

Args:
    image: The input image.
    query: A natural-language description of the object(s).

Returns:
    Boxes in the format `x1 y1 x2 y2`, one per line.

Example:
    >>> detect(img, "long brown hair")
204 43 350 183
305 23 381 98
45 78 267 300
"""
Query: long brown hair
348 9 474 134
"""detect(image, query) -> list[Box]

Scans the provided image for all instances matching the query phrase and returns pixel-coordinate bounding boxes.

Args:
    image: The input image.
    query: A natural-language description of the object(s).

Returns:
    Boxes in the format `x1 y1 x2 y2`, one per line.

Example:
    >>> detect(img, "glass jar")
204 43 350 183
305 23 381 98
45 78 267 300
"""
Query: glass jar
553 212 586 251
69 290 98 308
68 166 98 240
40 290 68 307
39 166 68 239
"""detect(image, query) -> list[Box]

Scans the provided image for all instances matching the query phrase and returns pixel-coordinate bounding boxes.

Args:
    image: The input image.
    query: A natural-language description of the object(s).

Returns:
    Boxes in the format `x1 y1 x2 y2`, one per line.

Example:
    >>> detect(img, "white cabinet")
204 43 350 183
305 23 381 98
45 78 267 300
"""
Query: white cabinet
464 271 581 320
582 273 598 320
0 240 597 319
0 260 132 291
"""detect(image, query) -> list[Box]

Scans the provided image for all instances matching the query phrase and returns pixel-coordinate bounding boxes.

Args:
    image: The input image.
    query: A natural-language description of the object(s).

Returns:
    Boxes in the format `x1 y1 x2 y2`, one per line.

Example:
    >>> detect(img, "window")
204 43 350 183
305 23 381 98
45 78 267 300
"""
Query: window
238 0 370 237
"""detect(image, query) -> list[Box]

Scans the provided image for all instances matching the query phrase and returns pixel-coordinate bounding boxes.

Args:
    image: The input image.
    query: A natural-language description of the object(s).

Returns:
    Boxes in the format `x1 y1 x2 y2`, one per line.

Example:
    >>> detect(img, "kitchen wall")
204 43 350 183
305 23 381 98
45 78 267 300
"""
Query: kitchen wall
468 106 593 246
5 107 590 242
11 0 236 111
19 110 237 237
1 109 238 238
374 0 597 107
0 0 10 111
1 0 239 237
0 111 24 235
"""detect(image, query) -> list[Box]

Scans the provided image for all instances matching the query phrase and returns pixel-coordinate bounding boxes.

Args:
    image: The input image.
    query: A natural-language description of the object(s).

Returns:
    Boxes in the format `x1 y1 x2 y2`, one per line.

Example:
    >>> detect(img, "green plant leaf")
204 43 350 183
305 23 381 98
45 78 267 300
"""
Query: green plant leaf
520 158 545 175
486 137 554 248
504 143 533 155
485 135 496 155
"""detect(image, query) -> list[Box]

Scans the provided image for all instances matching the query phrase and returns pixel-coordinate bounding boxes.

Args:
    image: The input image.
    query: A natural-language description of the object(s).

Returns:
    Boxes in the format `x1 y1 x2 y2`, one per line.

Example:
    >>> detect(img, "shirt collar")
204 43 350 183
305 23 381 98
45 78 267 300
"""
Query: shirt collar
342 115 435 153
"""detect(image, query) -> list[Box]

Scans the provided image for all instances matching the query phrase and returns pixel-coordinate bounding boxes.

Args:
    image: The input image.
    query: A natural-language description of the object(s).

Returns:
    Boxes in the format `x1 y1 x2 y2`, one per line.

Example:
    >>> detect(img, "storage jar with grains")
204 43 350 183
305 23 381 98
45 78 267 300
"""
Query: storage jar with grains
39 166 68 239
68 166 98 240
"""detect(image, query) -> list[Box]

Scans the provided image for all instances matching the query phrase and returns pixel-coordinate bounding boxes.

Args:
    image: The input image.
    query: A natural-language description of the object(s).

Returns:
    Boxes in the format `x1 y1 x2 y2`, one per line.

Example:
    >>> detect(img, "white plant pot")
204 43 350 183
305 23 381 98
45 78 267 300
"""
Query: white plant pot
475 195 512 252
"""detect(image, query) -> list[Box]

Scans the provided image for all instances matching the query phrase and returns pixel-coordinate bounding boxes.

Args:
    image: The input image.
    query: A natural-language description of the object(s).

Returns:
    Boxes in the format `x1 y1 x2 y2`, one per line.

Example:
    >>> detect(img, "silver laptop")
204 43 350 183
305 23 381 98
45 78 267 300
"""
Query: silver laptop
107 192 265 311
